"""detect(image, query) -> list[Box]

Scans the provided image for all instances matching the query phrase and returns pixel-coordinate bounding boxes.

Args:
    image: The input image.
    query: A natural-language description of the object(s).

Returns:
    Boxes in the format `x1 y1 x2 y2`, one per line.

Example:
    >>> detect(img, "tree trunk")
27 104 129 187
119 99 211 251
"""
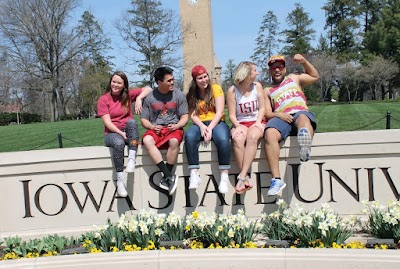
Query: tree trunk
52 88 59 121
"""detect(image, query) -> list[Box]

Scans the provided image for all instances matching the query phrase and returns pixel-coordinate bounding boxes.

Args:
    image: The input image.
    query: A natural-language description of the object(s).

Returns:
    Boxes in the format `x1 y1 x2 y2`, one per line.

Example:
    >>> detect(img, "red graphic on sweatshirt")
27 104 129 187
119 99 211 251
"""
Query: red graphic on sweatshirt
151 102 177 116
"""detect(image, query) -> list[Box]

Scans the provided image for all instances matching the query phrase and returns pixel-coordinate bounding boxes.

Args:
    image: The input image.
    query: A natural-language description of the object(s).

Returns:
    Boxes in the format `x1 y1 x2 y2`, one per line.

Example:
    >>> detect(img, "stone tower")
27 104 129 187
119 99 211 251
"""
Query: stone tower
179 0 220 92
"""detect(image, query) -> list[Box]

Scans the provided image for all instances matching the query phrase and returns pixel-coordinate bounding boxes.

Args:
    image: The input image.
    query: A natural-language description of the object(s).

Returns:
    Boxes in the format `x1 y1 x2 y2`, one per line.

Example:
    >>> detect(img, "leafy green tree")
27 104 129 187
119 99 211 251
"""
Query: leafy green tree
116 0 182 85
75 11 113 117
359 0 382 33
78 66 110 117
322 0 361 62
315 34 330 54
251 10 279 84
222 59 236 92
363 0 400 90
364 0 400 65
76 11 113 71
281 3 315 55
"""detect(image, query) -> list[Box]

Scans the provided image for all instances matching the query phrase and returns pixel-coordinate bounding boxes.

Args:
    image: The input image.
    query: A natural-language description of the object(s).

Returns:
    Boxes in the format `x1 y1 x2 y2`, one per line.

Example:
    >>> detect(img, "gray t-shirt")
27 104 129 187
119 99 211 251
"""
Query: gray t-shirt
141 88 188 126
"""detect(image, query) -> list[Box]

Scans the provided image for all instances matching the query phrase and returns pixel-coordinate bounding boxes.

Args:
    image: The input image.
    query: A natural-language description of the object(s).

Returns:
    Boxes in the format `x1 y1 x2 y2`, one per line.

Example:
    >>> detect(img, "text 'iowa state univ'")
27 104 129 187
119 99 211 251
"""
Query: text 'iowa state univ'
21 163 400 218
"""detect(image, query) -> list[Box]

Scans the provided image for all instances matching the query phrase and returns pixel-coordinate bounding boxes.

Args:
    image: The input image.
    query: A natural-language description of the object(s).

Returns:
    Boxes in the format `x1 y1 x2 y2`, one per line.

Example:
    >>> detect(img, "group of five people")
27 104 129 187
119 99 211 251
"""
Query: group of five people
97 54 320 198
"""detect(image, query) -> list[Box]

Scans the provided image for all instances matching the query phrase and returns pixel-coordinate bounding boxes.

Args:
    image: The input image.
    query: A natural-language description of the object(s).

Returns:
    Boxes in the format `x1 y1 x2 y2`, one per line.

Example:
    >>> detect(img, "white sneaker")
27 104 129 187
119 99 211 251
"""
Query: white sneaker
267 178 286 196
116 173 128 197
189 171 201 189
218 173 229 194
298 128 312 162
126 158 135 173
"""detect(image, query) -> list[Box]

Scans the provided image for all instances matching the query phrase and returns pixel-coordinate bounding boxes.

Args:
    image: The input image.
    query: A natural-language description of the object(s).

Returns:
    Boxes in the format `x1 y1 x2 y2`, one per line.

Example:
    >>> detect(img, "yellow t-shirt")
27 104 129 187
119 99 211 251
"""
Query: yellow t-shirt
197 84 225 122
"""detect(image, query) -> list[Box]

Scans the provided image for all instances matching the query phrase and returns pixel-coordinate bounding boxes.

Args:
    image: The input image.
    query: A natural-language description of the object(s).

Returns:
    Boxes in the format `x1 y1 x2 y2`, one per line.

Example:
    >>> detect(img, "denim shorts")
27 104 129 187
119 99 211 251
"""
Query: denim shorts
266 111 317 140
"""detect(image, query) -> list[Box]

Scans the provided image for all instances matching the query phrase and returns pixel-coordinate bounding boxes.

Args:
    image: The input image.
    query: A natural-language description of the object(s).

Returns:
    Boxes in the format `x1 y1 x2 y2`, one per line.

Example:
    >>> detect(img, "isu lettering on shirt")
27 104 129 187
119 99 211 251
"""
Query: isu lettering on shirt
234 83 260 123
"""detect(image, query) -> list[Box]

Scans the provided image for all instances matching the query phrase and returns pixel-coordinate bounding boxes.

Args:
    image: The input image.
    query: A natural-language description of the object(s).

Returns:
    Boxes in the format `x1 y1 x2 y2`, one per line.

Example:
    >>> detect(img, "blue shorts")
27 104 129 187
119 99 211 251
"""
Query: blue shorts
265 111 317 140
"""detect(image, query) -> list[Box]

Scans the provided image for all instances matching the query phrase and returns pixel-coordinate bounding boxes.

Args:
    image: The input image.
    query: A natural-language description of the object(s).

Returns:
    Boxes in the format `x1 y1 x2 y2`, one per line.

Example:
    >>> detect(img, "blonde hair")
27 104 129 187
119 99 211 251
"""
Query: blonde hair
233 61 255 85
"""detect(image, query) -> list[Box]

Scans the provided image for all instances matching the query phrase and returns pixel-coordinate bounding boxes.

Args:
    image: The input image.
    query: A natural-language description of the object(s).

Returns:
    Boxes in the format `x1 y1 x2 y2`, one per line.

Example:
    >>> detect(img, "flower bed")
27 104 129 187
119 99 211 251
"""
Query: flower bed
1 200 400 261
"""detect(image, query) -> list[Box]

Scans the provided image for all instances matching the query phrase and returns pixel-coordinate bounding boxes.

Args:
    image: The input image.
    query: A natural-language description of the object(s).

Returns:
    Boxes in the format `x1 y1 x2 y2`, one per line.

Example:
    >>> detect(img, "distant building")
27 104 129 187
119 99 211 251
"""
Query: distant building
213 54 222 85
180 0 222 91
0 101 19 113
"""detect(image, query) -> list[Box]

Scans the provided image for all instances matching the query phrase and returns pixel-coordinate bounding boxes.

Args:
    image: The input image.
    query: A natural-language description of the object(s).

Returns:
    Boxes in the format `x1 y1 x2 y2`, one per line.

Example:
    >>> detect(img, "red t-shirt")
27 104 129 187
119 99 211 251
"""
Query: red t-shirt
97 88 142 135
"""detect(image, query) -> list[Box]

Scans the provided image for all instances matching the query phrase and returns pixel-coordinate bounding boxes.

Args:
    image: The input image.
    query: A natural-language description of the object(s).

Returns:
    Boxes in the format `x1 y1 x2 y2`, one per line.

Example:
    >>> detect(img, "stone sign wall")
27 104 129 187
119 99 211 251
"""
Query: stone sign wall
0 130 399 239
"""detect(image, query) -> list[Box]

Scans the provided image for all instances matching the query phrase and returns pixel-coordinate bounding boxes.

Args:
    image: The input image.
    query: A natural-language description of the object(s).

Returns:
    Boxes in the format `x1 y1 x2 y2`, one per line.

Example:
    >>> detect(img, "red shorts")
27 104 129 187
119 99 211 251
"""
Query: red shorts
239 118 267 128
142 127 184 150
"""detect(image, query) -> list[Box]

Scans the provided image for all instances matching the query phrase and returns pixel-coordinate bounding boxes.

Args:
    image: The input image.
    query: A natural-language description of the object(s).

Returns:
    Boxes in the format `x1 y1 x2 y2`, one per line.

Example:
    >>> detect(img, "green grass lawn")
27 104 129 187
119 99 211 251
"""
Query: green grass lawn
1 101 399 153
311 101 400 132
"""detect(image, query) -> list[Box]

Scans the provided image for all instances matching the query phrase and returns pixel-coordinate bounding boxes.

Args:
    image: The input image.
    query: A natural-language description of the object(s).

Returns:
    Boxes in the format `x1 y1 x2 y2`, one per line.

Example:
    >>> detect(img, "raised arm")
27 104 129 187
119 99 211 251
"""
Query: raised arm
290 54 320 87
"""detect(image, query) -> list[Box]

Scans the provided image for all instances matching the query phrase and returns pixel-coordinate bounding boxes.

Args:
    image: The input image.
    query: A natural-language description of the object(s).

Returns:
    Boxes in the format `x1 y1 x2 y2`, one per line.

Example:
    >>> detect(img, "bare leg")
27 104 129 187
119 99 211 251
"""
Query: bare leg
264 128 282 178
231 127 248 170
142 135 163 164
239 127 263 178
166 138 180 165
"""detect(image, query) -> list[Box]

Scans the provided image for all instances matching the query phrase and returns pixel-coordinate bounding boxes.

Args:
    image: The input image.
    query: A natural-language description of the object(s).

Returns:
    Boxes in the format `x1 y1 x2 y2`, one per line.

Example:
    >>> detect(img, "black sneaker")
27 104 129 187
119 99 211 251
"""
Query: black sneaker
160 177 170 191
168 175 178 195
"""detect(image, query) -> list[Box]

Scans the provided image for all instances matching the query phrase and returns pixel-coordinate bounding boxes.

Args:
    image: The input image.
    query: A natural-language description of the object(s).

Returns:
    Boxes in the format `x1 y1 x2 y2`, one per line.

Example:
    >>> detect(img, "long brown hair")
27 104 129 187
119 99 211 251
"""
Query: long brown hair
186 76 215 115
105 71 130 111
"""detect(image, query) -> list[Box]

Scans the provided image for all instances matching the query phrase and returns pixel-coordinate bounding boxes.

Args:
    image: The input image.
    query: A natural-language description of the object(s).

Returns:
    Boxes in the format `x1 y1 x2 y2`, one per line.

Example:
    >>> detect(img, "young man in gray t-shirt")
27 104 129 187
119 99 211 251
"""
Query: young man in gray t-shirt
141 67 189 195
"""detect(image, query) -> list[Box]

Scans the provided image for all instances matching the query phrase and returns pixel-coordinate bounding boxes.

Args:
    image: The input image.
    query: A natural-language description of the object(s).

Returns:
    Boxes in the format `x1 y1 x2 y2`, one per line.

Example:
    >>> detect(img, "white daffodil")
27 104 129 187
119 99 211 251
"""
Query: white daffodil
383 213 392 223
389 218 398 225
303 215 313 227
228 229 235 238
318 221 329 233
128 220 138 232
276 199 286 207
155 228 164 236
260 212 267 220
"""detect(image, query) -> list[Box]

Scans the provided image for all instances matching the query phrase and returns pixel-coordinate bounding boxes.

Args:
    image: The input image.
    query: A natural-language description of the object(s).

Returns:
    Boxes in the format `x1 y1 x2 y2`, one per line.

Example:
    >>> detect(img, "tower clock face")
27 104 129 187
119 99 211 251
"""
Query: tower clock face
189 0 198 5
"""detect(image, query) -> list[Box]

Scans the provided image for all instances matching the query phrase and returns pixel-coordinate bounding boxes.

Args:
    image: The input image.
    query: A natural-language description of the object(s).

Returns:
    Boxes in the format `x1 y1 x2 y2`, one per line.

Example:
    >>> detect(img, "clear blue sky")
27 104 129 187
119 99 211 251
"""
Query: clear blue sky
76 0 326 79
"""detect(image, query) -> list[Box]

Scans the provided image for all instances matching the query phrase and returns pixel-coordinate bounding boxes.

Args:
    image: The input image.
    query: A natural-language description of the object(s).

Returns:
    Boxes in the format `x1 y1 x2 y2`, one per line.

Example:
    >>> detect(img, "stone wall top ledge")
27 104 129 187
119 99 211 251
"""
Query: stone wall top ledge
1 248 400 269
